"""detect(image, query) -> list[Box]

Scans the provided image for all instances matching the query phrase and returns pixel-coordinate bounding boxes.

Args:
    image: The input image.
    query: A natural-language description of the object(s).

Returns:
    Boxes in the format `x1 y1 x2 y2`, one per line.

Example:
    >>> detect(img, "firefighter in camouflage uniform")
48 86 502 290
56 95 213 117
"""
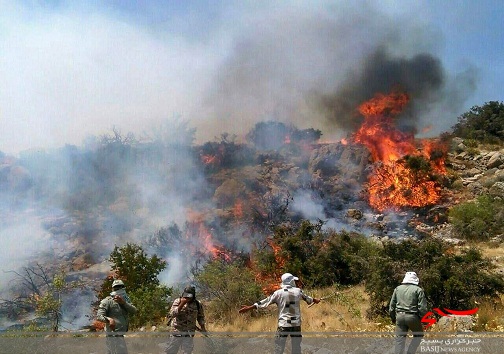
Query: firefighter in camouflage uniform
164 285 206 354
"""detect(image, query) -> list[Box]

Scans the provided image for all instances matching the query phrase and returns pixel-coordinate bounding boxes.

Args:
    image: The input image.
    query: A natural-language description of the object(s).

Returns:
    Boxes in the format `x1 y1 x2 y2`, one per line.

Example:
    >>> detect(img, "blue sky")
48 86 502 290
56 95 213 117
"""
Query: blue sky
1 0 503 155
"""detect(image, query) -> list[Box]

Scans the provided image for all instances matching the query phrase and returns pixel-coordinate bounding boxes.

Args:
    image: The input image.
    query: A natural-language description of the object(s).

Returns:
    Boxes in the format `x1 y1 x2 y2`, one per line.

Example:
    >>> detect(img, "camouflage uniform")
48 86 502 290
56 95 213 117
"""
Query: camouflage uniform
254 274 315 354
165 296 206 354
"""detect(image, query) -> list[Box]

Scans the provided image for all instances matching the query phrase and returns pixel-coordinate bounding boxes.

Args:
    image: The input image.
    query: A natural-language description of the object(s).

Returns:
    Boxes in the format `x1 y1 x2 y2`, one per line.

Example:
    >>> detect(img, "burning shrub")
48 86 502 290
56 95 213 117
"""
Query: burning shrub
352 91 448 211
403 155 432 174
196 134 256 171
253 220 380 288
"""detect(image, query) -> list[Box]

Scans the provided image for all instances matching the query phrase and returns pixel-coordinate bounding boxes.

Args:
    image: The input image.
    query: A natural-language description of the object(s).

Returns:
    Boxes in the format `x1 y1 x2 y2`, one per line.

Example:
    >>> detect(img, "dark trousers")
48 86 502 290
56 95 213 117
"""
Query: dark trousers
105 335 128 354
394 313 424 354
275 326 302 354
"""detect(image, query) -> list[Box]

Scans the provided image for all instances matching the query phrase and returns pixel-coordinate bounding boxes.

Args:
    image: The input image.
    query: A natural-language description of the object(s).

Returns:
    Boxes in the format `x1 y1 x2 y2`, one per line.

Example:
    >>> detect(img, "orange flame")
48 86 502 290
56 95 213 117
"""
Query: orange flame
266 238 286 269
246 238 288 294
355 92 415 162
198 223 232 262
185 210 232 262
201 154 218 165
353 91 446 211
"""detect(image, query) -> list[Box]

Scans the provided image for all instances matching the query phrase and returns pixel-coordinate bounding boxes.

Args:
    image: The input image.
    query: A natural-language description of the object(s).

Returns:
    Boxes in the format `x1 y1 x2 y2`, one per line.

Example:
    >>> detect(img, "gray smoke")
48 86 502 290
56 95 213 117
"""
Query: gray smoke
201 2 476 141
315 47 445 133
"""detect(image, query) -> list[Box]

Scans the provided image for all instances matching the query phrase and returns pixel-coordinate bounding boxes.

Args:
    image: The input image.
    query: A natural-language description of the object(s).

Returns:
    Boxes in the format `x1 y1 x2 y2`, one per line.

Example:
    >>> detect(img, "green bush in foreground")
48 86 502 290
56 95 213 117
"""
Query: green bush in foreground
365 238 504 320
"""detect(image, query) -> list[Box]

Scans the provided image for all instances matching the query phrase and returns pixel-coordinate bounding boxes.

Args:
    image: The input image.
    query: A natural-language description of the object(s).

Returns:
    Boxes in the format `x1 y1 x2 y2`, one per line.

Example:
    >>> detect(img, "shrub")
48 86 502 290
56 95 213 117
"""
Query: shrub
464 139 479 148
256 220 380 288
449 195 504 241
365 238 504 319
194 259 263 323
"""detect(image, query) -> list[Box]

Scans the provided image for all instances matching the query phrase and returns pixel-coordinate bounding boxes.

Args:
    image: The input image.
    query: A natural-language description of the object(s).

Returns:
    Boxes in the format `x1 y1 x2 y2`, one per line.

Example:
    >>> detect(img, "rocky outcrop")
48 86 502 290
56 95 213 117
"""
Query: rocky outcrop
450 142 504 198
309 143 370 182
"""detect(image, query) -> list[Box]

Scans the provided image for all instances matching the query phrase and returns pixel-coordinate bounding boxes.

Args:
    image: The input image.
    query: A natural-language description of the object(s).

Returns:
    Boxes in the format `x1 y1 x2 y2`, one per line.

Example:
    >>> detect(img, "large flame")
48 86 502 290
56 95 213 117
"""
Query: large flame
353 91 446 211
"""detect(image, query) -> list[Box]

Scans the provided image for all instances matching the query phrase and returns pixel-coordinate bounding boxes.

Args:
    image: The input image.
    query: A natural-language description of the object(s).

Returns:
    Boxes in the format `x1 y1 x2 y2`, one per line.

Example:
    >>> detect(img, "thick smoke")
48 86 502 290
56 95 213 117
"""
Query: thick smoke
315 47 445 132
201 2 476 141
0 124 210 329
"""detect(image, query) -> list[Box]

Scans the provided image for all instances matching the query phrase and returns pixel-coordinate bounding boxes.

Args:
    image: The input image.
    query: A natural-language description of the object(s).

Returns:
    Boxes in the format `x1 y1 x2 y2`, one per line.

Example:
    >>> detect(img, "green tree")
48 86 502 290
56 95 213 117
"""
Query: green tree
95 243 171 329
452 101 504 143
34 271 69 332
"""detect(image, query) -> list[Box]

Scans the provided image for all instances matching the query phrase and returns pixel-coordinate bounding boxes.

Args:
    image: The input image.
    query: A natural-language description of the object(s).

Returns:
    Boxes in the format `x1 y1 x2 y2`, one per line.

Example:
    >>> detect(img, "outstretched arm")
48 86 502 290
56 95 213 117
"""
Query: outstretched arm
239 304 256 313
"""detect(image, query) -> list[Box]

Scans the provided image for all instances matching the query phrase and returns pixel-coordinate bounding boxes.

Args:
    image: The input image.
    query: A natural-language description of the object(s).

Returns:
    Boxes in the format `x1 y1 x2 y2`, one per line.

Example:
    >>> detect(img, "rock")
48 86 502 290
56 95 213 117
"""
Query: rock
449 162 466 170
309 143 370 181
451 137 464 149
490 234 504 243
456 151 468 159
495 169 504 181
483 168 498 176
426 206 449 224
487 151 503 169
463 168 482 177
443 238 466 246
431 225 466 245
489 181 504 198
457 143 467 152
467 182 485 195
435 315 475 332
415 223 434 237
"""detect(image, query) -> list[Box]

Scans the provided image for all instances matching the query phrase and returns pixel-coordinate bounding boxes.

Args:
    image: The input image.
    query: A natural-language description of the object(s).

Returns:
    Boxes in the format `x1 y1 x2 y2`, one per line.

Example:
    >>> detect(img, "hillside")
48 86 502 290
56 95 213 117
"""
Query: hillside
0 100 504 332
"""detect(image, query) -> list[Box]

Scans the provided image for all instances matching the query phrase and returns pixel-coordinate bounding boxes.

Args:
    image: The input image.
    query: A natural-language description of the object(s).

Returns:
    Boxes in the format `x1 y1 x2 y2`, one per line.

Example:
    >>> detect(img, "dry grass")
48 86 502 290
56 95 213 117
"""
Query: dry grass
206 285 394 333
479 243 504 263
202 242 504 334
